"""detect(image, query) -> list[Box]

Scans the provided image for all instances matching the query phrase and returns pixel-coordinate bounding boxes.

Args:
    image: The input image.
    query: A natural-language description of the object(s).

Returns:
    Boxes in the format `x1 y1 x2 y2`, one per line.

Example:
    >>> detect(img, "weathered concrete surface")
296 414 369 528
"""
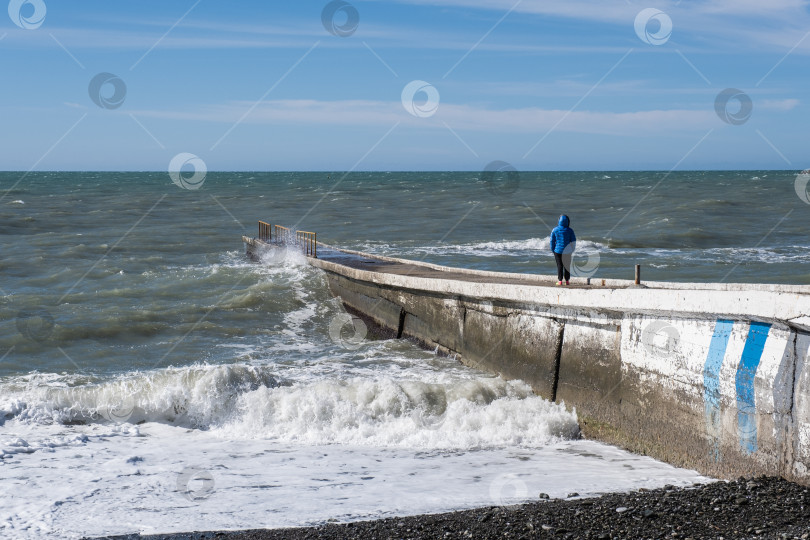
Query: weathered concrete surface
556 315 623 440
243 237 810 483
460 305 562 399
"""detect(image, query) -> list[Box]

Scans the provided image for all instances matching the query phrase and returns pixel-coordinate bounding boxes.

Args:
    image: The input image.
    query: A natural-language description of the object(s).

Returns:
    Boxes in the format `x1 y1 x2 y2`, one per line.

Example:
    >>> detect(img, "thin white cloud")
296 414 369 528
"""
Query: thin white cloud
8 24 623 54
394 0 810 53
760 98 800 111
12 27 317 50
6 2 810 57
395 0 810 22
391 0 634 24
128 98 715 136
698 0 809 16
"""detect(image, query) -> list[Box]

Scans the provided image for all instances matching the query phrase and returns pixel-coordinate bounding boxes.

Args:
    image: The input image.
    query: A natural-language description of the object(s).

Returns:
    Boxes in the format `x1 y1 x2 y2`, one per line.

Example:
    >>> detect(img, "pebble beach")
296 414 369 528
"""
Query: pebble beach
96 476 810 540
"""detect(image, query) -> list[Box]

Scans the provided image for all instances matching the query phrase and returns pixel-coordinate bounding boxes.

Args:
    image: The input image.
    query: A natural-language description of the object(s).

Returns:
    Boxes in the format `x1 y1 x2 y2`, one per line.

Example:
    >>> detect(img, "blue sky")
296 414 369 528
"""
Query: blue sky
2 0 810 171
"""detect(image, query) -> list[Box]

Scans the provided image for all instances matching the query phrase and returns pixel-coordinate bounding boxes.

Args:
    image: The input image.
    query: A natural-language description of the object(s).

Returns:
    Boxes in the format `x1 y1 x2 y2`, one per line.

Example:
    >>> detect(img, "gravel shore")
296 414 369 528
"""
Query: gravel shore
97 476 810 540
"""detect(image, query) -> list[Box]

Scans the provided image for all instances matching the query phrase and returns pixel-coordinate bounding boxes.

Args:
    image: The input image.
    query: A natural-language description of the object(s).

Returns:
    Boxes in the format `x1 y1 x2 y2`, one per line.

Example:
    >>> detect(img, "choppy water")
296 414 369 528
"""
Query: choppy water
5 170 800 537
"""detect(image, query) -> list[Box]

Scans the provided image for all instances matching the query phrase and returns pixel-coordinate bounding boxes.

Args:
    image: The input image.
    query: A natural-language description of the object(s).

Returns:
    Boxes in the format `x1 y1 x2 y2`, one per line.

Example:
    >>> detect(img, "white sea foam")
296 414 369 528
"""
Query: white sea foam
217 376 579 448
703 246 810 264
1 361 704 538
0 362 713 540
0 365 578 450
633 245 810 265
0 422 711 540
0 363 707 539
357 239 810 272
360 239 608 258
0 365 281 430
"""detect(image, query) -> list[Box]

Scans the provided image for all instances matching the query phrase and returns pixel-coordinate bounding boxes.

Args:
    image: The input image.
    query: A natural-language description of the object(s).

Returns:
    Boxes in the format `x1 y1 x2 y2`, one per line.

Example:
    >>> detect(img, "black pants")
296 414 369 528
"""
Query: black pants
554 252 571 281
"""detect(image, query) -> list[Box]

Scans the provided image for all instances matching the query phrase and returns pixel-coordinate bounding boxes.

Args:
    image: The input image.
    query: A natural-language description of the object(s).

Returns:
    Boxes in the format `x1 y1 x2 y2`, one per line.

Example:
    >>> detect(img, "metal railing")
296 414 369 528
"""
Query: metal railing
296 230 317 258
258 221 271 242
273 224 290 244
256 221 317 258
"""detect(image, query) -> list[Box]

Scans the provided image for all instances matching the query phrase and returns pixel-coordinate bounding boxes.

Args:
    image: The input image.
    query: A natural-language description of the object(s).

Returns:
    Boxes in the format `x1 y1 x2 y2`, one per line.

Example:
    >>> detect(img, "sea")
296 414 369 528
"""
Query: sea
2 170 807 538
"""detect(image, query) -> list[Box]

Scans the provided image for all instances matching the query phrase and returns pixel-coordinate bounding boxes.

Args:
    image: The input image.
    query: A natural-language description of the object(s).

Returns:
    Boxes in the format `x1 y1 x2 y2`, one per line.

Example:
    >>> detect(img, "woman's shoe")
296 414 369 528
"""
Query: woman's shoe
565 281 570 286
556 281 562 286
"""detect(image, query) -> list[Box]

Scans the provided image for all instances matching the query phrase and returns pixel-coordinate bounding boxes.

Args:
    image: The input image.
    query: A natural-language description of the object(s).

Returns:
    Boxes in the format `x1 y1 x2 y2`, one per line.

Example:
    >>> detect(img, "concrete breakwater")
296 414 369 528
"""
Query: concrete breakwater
243 236 810 483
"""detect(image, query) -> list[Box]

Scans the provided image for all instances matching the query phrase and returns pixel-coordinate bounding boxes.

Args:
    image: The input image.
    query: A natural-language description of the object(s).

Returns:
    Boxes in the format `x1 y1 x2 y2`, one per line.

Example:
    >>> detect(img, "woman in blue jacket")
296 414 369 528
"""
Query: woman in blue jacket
550 214 576 286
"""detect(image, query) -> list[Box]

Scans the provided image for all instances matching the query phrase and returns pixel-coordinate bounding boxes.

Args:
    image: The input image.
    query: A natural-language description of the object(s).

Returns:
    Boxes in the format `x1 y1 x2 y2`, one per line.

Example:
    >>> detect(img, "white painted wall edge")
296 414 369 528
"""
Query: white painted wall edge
315 241 810 295
308 258 810 330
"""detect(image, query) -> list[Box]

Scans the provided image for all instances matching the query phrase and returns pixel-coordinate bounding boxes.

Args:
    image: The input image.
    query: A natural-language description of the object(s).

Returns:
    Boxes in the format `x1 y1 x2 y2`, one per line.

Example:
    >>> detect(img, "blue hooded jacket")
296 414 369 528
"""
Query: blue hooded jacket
550 215 576 254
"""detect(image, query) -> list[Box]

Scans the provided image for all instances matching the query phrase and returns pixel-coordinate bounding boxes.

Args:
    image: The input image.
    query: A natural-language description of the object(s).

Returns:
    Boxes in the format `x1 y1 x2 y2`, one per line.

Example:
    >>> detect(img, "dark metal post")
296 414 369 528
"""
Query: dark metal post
635 264 641 285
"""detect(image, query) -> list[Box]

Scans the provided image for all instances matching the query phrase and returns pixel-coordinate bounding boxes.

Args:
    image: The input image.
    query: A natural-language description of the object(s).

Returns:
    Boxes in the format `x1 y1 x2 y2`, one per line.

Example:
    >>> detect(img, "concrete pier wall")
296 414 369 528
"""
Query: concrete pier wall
244 237 810 482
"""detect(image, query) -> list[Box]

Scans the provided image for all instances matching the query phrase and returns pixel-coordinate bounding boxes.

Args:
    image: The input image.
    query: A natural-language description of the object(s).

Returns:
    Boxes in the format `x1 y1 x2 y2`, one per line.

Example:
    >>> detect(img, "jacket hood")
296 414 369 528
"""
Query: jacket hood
558 215 570 228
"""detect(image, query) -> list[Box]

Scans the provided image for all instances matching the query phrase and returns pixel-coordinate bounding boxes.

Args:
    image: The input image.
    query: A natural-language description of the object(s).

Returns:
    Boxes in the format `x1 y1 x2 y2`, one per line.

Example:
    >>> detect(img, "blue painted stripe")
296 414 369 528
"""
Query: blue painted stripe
704 320 734 409
703 319 734 461
735 321 771 454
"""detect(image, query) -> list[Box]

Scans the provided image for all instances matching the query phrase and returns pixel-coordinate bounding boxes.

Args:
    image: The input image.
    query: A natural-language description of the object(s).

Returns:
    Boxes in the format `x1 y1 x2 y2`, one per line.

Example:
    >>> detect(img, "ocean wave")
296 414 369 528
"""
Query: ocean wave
351 239 810 277
701 246 810 264
3 252 326 348
361 239 607 258
626 245 810 265
0 365 579 452
219 376 579 449
0 364 283 429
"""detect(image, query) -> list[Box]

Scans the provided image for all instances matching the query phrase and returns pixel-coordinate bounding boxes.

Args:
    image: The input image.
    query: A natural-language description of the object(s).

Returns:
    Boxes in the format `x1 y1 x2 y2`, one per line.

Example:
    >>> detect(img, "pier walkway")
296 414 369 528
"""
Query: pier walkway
243 222 810 486
314 244 597 288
